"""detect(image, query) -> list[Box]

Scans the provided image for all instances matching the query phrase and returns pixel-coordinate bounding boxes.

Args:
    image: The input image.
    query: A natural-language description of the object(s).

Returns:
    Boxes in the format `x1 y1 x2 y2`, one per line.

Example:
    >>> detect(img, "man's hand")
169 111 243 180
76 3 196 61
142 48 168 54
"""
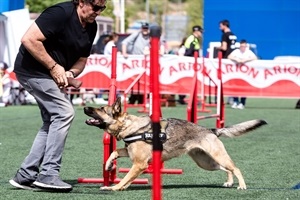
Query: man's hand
67 77 82 89
122 52 128 59
50 64 68 88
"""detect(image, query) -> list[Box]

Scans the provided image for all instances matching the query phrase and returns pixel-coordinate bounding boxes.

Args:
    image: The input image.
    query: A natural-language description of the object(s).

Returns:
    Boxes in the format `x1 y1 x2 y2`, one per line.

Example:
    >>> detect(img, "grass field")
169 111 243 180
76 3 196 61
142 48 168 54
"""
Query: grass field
0 98 299 200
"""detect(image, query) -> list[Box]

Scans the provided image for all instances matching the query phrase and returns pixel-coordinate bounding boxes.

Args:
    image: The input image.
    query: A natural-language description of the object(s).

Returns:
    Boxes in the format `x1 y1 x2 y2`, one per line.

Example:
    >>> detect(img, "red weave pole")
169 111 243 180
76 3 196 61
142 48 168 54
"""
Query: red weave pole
109 46 118 182
100 46 118 186
217 51 225 128
150 25 162 200
192 51 199 123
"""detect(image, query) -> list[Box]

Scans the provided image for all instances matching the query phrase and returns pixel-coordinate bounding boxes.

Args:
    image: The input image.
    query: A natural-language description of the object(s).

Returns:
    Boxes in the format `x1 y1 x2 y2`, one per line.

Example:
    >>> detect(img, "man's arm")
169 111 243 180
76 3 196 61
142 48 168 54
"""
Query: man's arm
121 32 139 58
67 57 87 78
21 22 68 87
227 50 241 63
240 51 258 63
218 41 227 51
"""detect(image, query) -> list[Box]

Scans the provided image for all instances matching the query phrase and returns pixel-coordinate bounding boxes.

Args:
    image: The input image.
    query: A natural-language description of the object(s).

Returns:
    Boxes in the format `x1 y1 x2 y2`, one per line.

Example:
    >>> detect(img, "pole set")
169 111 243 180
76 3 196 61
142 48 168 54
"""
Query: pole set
186 50 225 128
78 30 183 195
78 46 148 185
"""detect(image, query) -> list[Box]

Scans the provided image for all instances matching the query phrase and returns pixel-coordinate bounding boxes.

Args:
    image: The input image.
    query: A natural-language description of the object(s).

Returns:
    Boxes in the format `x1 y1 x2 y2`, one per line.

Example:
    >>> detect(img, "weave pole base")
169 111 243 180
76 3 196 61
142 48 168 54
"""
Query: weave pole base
77 177 149 184
119 168 183 174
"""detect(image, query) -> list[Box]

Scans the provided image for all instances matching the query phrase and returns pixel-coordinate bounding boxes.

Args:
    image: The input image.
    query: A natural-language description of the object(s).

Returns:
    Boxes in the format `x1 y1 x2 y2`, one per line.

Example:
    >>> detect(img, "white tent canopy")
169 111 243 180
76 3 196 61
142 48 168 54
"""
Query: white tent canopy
0 8 31 71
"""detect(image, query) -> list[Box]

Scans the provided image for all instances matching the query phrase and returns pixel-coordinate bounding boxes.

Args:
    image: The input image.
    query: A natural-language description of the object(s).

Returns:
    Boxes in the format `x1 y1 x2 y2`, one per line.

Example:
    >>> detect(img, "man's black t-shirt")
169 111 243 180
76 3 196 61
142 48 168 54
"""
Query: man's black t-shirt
220 31 237 58
14 2 97 77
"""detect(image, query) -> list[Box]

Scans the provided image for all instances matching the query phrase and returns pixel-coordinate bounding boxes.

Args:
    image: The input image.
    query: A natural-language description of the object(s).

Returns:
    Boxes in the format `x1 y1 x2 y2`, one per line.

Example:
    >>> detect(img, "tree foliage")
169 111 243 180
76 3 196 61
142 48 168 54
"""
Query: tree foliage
25 0 203 37
26 0 65 13
186 0 204 33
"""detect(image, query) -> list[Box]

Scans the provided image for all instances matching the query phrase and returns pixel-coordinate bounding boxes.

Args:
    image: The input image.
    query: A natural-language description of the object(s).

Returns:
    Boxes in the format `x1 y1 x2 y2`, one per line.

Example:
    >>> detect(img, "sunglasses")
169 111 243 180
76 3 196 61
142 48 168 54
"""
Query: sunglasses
89 2 106 12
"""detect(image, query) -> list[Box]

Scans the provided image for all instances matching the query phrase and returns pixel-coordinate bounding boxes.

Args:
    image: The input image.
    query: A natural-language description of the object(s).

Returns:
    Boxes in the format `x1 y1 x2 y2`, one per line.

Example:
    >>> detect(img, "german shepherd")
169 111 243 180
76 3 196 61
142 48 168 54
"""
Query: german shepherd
84 97 267 191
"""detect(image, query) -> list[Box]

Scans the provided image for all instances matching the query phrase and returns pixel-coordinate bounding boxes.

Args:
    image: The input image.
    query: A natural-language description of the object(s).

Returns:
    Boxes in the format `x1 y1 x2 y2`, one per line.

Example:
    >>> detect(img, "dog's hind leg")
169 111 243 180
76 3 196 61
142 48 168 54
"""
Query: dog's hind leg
188 148 234 187
203 135 246 190
191 135 246 189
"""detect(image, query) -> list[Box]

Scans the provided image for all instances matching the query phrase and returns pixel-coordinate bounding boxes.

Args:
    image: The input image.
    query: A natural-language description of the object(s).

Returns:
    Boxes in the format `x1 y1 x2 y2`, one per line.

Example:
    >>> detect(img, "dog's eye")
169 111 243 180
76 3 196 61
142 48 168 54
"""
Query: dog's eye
100 107 110 115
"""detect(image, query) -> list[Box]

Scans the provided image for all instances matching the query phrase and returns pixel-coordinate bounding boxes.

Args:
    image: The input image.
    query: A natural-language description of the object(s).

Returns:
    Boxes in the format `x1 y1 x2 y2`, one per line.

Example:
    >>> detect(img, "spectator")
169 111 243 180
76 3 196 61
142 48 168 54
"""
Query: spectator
94 32 120 105
121 22 150 104
228 39 257 109
177 37 187 56
122 22 150 58
218 19 237 58
0 61 12 107
218 19 237 105
178 25 203 104
103 32 119 55
9 0 106 192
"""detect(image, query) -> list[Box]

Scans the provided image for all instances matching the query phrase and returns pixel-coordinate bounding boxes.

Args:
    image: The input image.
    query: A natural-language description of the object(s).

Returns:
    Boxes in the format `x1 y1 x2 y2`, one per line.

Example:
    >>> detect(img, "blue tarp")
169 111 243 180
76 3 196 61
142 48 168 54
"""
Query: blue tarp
0 0 25 13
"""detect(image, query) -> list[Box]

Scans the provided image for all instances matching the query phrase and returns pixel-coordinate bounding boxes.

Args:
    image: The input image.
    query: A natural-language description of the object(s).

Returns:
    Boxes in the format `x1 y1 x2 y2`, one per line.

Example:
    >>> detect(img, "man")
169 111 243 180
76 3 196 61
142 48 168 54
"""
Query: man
218 19 237 58
9 0 106 192
184 25 203 56
121 22 150 104
122 22 150 58
218 19 237 104
178 25 203 104
228 39 257 109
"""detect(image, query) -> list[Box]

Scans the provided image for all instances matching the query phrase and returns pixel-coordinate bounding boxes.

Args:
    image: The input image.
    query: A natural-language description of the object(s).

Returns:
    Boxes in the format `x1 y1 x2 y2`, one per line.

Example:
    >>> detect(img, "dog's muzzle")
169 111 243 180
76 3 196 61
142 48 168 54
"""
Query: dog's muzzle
85 118 107 129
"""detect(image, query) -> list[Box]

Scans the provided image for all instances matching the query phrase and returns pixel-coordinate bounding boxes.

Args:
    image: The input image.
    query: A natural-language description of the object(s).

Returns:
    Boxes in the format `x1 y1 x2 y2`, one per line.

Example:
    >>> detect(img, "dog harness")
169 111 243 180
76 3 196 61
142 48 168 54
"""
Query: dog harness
123 120 168 144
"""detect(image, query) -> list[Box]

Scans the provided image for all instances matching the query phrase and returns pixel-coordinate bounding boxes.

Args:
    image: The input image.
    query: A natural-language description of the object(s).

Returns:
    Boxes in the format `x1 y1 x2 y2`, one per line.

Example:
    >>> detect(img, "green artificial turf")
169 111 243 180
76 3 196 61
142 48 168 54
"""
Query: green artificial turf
0 98 299 199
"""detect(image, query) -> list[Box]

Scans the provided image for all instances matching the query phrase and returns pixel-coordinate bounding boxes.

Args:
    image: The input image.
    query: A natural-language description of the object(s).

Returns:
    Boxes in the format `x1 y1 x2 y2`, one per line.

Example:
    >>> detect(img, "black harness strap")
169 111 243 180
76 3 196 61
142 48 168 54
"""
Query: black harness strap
123 120 168 144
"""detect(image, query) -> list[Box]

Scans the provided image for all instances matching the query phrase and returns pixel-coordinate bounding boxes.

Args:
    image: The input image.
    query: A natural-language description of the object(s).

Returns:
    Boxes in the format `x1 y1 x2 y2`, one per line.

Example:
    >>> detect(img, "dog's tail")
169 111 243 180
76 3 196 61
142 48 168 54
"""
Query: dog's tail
212 119 267 138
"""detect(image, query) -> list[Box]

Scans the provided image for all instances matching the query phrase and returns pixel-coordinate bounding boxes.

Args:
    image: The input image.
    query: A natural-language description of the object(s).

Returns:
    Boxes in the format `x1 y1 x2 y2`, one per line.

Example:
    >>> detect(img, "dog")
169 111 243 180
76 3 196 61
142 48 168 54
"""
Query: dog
84 97 267 191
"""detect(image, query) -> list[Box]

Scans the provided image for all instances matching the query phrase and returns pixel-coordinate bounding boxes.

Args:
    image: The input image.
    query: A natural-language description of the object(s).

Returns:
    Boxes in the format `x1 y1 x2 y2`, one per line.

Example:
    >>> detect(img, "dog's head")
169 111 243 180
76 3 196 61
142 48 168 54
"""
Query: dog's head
84 97 123 133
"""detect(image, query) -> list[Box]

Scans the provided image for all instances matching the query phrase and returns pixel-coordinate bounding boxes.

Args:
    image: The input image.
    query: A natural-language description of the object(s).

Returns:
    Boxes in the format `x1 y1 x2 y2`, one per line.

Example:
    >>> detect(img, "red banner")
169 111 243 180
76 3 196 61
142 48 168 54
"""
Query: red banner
75 54 300 98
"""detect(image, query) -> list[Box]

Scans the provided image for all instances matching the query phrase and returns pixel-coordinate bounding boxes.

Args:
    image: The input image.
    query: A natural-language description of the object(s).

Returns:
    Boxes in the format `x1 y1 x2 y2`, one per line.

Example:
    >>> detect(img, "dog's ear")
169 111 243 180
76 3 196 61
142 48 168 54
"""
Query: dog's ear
112 97 122 114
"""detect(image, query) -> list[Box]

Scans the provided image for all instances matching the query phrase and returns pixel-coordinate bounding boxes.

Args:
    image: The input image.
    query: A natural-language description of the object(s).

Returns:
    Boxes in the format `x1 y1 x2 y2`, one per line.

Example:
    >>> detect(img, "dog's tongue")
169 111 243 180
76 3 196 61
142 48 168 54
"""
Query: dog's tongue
85 118 101 126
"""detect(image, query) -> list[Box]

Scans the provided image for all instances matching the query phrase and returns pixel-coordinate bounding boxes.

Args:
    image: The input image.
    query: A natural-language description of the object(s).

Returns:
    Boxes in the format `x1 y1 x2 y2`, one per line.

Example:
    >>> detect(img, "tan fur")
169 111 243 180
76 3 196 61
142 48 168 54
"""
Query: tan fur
84 97 267 191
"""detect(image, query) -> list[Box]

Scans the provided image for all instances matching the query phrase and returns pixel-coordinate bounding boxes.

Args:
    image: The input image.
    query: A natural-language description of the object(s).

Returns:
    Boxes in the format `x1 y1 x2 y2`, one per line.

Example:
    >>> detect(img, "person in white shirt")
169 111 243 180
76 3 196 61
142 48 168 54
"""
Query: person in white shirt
228 39 257 64
103 32 119 55
0 61 12 106
228 39 257 109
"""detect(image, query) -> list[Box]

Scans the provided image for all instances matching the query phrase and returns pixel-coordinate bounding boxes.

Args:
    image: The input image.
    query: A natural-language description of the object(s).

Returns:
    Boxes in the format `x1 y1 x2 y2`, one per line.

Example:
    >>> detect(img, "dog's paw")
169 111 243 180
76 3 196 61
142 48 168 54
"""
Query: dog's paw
100 186 113 191
223 182 234 188
105 160 114 171
237 185 247 190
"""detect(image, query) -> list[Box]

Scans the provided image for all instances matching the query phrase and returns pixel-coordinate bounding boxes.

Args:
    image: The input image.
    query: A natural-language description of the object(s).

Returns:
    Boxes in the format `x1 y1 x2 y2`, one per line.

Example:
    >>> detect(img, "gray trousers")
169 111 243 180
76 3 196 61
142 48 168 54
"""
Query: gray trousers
16 73 75 181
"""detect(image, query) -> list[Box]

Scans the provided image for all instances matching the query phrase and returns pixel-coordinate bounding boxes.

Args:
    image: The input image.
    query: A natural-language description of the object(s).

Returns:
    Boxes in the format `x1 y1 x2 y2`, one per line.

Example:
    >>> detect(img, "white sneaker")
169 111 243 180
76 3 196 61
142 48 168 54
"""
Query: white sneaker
231 102 238 109
72 97 83 105
94 98 108 105
237 103 245 109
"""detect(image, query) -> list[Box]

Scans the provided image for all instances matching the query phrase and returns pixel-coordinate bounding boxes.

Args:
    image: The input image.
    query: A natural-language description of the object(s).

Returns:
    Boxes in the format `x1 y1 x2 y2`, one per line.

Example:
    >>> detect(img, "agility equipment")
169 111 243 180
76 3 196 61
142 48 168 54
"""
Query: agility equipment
78 31 183 199
122 56 171 113
187 51 225 128
122 65 149 113
77 46 148 185
150 25 163 200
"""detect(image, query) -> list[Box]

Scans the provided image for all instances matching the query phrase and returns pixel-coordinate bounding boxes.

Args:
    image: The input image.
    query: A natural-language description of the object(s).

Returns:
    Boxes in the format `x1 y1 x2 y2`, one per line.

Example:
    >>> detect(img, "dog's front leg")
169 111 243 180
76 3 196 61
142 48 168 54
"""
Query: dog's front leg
101 142 152 191
105 148 129 171
113 161 148 191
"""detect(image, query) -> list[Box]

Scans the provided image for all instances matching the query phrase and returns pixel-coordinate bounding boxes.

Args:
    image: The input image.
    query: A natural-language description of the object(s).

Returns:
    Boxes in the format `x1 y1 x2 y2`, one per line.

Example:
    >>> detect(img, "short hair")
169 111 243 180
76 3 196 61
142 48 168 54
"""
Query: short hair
220 19 230 28
240 39 247 44
72 0 96 5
